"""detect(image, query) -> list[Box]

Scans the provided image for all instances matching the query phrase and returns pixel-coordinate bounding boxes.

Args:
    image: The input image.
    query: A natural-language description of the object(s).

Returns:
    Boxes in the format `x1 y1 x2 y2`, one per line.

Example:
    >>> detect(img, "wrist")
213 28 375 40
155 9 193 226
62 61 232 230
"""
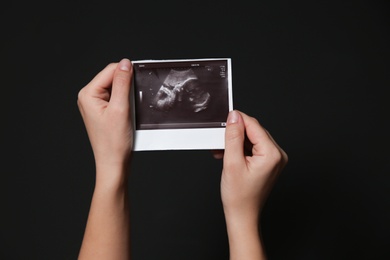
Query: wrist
223 202 261 224
224 211 265 260
224 208 260 233
94 160 130 190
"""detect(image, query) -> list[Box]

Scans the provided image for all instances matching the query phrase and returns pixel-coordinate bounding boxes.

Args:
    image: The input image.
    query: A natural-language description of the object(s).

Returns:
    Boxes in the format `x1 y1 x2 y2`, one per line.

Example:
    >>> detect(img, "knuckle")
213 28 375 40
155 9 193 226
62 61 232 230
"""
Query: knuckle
282 150 289 164
77 88 87 104
106 62 118 70
249 116 260 125
267 146 285 165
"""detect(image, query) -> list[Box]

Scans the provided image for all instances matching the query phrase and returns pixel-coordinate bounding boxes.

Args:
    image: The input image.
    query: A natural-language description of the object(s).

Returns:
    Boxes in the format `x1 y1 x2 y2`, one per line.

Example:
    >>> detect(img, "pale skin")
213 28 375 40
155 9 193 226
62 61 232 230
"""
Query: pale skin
77 58 288 260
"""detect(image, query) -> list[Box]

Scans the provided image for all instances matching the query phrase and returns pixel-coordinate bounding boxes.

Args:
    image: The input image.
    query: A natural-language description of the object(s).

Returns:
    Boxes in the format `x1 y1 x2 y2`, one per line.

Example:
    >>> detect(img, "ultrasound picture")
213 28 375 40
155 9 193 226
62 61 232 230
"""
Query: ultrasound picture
133 60 230 130
152 69 210 113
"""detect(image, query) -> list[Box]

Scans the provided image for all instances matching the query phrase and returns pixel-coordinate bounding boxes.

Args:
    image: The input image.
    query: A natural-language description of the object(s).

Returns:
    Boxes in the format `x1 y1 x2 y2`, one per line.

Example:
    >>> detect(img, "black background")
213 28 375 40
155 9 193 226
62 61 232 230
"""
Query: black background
2 1 389 259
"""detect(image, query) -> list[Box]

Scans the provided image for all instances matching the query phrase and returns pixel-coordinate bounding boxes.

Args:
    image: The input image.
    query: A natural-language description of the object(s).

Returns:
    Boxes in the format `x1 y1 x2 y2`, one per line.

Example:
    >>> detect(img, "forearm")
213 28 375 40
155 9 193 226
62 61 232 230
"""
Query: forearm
224 212 266 260
79 164 131 260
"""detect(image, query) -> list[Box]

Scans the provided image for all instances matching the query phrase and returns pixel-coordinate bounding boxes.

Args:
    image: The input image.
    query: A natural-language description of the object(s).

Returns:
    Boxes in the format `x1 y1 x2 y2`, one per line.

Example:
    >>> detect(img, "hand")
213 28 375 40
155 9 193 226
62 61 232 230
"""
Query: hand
220 110 288 218
77 58 134 180
216 110 288 260
77 59 133 259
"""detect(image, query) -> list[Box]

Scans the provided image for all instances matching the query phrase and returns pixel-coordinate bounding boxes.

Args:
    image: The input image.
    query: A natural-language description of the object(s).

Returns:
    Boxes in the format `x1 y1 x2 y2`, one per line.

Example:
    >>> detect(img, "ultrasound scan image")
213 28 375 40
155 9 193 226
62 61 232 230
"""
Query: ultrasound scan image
133 60 230 130
152 69 210 113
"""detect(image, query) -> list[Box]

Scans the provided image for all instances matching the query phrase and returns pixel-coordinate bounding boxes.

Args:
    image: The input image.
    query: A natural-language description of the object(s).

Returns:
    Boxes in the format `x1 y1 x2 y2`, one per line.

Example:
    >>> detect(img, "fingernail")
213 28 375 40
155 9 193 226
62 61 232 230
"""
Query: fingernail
227 110 239 124
213 152 224 159
119 58 131 71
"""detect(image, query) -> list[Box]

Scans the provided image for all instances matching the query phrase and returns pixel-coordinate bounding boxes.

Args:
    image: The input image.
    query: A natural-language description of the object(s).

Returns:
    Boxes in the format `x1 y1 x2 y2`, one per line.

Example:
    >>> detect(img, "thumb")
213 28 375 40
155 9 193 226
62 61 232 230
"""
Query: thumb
223 110 246 169
110 58 133 109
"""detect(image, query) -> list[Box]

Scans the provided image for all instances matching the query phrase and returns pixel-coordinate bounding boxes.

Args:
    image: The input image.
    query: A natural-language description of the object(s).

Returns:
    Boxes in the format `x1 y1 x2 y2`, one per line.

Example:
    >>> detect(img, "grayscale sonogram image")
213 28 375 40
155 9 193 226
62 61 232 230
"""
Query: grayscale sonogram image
133 59 231 130
151 68 210 113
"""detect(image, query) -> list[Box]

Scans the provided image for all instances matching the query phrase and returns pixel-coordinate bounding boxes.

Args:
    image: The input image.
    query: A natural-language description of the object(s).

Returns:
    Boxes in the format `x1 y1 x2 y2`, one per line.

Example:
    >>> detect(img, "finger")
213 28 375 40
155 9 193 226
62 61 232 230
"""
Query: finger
85 62 117 93
110 58 133 108
243 134 253 156
77 63 117 110
211 150 224 159
223 110 246 167
265 129 289 165
239 112 278 156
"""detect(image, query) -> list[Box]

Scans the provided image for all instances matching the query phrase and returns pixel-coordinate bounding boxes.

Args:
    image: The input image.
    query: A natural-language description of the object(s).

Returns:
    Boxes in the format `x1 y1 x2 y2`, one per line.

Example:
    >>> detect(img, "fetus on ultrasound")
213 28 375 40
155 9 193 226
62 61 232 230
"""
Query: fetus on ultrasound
151 69 210 113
